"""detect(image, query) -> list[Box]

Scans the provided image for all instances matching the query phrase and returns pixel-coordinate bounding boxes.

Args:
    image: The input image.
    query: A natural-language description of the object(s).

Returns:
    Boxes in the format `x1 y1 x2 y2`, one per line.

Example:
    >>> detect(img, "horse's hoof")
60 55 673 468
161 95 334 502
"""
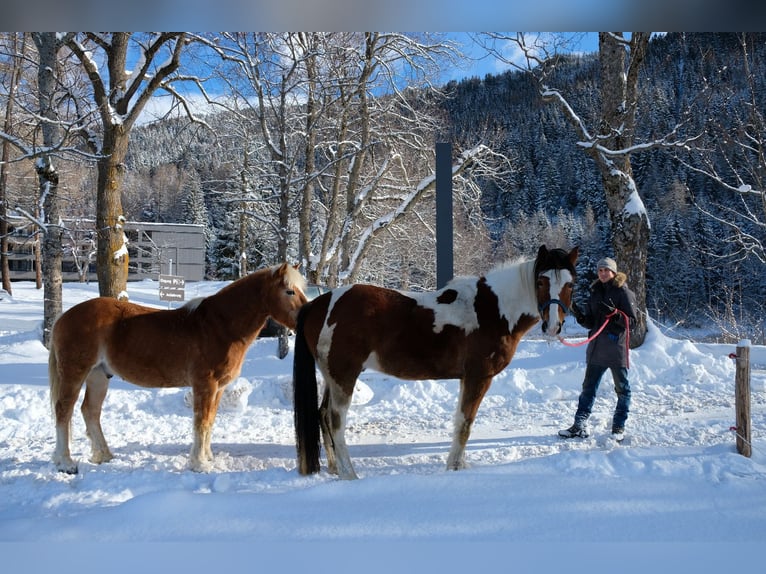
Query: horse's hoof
55 462 79 474
90 451 114 464
189 459 213 473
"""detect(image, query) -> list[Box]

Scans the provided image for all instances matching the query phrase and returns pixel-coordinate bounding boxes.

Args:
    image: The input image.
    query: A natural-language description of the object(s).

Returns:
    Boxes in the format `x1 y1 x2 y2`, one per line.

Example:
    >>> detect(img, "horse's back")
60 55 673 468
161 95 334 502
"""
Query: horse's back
52 298 162 369
53 298 158 341
303 284 472 380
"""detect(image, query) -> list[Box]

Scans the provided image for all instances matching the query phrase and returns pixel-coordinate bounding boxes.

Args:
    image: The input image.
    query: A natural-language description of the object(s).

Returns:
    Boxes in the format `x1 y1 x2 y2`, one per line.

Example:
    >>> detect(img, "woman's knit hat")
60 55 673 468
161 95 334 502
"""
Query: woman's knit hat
597 257 618 273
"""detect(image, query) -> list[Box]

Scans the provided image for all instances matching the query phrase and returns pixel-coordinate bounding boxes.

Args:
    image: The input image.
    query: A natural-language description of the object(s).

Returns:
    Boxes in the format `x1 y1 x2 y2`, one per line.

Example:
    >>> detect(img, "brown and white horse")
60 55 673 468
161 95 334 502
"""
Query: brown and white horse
293 245 578 479
49 263 307 474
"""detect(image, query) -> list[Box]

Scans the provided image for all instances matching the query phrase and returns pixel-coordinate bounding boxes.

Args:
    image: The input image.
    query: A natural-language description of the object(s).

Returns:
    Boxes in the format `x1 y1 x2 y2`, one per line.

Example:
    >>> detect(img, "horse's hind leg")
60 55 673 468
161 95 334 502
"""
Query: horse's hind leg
318 385 338 474
53 396 80 474
81 367 114 465
446 374 493 471
319 376 357 480
50 357 86 474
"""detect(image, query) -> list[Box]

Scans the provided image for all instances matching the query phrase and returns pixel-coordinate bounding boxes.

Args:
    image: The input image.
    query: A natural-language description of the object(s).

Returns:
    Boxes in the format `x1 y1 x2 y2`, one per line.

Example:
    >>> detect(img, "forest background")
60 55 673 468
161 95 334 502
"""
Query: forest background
1 32 765 344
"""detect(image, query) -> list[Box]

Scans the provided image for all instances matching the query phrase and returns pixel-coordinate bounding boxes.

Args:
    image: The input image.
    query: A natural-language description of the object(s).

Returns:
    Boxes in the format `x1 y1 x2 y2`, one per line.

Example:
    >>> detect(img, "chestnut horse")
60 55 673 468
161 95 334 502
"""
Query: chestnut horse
49 263 307 474
294 245 578 479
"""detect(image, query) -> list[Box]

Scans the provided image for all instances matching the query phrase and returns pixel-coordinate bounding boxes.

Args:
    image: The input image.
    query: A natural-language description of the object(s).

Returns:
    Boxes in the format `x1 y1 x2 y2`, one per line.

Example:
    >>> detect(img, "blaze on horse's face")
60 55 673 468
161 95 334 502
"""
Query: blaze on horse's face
536 269 575 336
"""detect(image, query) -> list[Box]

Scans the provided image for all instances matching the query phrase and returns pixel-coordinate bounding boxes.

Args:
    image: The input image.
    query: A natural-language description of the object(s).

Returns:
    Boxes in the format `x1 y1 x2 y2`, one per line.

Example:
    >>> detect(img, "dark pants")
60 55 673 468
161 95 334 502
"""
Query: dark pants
574 364 631 431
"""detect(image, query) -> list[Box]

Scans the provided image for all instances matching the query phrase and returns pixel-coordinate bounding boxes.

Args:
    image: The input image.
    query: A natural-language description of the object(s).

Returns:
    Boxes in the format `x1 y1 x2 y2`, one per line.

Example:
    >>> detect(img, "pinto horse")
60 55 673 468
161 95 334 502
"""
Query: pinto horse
49 263 307 474
293 245 578 479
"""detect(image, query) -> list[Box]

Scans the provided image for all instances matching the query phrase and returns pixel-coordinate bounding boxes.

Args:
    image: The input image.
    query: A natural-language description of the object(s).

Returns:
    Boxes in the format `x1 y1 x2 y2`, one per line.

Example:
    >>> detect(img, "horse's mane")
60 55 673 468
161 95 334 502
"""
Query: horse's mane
183 297 205 312
483 247 576 296
485 252 541 283
184 263 306 315
280 264 307 292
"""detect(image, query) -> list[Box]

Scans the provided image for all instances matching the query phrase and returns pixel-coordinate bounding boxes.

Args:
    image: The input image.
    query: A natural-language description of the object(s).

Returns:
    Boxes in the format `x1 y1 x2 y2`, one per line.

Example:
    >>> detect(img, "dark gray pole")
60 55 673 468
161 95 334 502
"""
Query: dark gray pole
436 142 453 289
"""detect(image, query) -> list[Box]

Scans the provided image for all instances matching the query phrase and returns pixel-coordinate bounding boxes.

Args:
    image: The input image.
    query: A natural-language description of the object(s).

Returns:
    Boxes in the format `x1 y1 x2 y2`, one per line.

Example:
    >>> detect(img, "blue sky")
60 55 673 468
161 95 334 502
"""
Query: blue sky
442 32 600 83
133 32 601 124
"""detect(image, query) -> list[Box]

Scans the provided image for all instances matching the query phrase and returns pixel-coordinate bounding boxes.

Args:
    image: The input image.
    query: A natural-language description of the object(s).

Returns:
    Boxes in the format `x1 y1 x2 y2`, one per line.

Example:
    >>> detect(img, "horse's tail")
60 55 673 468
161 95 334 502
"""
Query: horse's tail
293 304 321 475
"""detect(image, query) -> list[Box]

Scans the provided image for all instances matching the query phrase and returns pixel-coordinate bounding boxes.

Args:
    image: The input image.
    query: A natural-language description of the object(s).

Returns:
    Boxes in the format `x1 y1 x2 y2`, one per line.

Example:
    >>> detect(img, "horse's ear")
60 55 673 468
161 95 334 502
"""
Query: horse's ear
275 262 289 277
293 262 301 271
537 245 548 259
569 246 580 264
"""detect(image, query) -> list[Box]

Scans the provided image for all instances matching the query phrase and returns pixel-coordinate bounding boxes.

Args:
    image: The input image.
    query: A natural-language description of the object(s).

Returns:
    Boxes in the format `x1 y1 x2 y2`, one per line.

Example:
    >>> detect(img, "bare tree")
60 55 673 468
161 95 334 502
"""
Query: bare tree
480 32 700 347
680 33 766 265
0 33 81 345
203 32 313 267
303 33 493 286
0 33 26 295
32 32 77 346
65 33 189 299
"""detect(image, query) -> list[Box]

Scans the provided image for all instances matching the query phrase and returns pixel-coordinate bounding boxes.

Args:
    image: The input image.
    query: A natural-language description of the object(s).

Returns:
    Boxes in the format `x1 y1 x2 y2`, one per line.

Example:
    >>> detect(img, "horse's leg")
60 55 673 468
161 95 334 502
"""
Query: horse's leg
320 377 358 480
318 385 338 475
51 362 87 474
446 374 494 471
53 403 79 474
81 367 114 464
206 388 225 461
189 381 221 472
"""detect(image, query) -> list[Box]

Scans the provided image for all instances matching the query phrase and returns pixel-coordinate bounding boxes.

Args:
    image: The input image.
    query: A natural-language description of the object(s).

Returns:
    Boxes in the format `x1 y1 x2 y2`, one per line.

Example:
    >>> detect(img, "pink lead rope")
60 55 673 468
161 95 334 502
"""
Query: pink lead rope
558 308 631 368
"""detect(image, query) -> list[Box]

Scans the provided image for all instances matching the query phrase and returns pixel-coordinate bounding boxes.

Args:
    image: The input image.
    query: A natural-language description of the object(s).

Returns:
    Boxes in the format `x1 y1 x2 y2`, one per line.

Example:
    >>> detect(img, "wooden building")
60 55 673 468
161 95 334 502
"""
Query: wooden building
5 217 205 282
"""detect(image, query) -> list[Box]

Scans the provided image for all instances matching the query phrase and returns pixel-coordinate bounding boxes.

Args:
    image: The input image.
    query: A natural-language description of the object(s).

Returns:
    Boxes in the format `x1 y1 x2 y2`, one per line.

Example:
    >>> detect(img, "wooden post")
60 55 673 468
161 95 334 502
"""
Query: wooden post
734 340 751 457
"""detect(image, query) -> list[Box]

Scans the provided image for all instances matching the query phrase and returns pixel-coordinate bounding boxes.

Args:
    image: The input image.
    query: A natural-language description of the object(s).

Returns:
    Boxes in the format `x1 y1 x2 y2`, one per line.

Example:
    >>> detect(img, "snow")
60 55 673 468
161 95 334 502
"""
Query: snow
1 279 765 570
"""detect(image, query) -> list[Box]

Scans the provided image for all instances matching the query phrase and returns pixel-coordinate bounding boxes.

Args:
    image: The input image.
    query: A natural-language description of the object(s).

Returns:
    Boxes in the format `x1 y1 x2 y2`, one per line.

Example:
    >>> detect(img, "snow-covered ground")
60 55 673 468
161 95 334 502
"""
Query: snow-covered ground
1 279 764 571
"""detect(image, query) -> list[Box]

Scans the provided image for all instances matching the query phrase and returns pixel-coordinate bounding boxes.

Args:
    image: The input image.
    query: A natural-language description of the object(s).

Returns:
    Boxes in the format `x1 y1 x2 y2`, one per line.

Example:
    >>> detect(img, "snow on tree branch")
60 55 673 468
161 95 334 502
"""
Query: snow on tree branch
339 144 493 282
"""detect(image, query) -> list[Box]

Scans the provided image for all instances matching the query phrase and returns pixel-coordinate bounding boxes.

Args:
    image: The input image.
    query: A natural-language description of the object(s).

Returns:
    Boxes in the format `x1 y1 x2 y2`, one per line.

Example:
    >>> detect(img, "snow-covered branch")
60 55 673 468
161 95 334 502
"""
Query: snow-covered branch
339 144 493 282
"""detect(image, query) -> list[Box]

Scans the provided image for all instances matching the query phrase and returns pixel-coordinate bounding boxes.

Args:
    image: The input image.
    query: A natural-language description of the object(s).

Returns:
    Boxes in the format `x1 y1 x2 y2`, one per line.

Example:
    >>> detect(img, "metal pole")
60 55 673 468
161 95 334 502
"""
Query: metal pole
436 142 453 289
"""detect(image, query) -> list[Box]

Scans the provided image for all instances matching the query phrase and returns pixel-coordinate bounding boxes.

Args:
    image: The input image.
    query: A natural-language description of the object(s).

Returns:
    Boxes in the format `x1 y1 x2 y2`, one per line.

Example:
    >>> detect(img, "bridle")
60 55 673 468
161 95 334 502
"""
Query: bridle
538 297 571 317
536 270 573 332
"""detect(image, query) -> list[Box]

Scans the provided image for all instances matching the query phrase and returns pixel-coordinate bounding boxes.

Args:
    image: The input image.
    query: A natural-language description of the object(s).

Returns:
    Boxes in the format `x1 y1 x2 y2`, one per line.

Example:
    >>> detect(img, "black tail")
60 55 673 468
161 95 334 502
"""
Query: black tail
293 304 321 475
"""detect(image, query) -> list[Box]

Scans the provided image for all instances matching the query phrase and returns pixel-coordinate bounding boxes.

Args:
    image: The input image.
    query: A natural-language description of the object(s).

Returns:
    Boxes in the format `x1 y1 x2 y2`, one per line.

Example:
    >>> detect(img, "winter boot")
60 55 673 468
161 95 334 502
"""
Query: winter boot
558 424 589 439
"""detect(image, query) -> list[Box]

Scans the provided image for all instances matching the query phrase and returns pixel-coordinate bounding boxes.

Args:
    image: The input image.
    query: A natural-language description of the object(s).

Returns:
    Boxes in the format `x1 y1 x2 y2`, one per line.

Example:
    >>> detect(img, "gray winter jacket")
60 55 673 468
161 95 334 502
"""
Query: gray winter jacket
574 272 637 369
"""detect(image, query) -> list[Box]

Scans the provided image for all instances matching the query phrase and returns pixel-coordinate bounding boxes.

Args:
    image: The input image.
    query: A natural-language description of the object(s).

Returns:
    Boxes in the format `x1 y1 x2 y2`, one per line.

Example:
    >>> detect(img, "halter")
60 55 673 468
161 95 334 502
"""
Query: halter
536 268 572 322
538 298 571 317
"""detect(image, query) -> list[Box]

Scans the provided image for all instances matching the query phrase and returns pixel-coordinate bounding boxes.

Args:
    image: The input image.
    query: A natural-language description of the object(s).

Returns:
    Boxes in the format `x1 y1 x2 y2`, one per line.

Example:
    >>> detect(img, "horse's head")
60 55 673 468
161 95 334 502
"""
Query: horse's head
268 263 309 330
534 245 579 337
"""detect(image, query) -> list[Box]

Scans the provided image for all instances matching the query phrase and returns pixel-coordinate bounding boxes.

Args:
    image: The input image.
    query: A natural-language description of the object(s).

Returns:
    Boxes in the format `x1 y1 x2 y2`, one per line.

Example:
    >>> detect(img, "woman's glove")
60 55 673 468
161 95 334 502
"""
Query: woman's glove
606 312 624 336
570 300 585 325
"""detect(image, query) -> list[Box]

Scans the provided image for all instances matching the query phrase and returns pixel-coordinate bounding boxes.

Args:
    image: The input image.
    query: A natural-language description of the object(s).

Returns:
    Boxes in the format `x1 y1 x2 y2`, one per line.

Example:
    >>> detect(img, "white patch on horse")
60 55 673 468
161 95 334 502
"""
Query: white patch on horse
408 277 479 334
363 351 383 371
484 261 537 328
317 286 353 360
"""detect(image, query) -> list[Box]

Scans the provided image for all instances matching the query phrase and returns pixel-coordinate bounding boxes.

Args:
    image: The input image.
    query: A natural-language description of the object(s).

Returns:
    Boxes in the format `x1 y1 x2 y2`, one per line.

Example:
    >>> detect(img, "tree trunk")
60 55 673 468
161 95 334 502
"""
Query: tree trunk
595 32 650 347
96 126 130 299
0 33 25 296
32 32 65 347
66 33 186 300
299 34 318 283
38 160 63 347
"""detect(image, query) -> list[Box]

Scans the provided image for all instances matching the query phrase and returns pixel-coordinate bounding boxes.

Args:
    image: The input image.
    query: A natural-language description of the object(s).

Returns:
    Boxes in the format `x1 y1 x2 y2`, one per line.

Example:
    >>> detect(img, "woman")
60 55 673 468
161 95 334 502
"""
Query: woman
559 256 638 442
